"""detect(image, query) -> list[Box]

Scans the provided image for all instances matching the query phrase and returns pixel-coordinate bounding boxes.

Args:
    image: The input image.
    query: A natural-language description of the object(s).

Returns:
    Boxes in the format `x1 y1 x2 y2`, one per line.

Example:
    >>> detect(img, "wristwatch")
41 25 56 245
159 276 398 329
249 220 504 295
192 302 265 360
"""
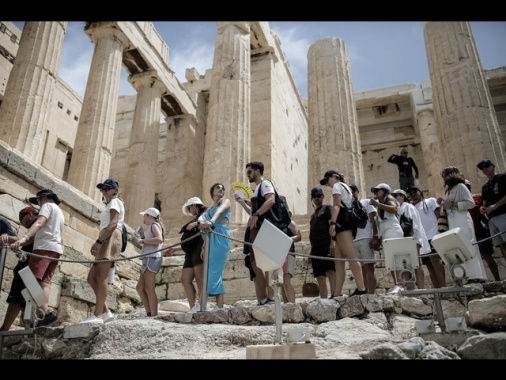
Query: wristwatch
252 211 260 217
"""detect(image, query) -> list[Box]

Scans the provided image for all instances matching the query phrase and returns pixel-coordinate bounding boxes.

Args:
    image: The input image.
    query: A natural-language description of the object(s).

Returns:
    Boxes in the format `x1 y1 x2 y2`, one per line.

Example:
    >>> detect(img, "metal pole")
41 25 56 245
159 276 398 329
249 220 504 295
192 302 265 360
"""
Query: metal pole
200 230 210 312
270 269 284 345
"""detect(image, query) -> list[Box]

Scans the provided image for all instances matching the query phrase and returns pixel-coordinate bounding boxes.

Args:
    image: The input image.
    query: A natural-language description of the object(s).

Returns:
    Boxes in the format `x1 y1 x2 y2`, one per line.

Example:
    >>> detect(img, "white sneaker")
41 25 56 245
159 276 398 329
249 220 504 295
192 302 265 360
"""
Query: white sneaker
101 310 114 323
80 315 104 324
388 285 404 294
211 306 226 312
190 302 201 313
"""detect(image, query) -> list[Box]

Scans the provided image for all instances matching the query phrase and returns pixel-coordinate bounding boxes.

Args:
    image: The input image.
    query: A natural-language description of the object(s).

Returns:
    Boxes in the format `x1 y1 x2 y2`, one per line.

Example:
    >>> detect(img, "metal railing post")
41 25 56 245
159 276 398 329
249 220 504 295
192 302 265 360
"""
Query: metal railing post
200 230 210 312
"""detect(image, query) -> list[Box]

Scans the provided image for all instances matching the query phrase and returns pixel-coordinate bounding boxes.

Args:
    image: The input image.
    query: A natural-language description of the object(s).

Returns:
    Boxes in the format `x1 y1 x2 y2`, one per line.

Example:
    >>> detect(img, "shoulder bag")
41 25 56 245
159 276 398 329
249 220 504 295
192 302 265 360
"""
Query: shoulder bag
302 261 319 297
437 209 449 233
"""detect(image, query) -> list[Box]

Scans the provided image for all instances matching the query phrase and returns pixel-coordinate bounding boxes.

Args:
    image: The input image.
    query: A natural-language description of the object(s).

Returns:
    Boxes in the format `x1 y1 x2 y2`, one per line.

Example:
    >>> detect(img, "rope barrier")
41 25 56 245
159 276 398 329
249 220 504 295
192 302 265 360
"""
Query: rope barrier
3 226 505 266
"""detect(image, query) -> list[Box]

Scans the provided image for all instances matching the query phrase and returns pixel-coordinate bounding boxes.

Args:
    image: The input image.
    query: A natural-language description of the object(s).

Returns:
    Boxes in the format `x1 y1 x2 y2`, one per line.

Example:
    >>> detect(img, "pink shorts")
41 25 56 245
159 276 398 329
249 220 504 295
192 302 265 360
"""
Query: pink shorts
28 250 60 284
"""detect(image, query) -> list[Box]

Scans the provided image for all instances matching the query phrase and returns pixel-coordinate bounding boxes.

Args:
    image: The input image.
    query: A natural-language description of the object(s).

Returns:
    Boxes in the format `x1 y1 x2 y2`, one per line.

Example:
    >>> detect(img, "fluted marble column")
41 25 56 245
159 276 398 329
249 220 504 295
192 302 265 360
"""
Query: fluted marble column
123 71 165 226
0 22 67 162
416 107 444 197
307 37 365 195
67 22 129 202
203 22 250 221
162 114 204 229
424 22 505 181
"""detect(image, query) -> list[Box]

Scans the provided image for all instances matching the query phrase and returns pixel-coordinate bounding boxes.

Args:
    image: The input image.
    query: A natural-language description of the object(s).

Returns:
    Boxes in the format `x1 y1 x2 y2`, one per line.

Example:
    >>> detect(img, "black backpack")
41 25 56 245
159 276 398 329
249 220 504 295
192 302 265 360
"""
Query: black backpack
340 184 368 229
256 180 291 229
121 224 128 252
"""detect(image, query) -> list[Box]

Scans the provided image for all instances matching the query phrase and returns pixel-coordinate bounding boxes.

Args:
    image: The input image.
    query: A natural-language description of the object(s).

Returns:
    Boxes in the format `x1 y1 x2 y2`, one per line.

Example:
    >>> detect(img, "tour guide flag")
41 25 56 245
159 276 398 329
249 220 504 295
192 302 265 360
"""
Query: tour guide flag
231 182 254 201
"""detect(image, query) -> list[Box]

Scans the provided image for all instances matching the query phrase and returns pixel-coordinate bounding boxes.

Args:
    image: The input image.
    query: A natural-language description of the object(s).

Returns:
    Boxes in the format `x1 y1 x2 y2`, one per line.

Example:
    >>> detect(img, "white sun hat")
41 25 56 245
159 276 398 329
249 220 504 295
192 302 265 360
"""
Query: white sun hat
182 197 205 216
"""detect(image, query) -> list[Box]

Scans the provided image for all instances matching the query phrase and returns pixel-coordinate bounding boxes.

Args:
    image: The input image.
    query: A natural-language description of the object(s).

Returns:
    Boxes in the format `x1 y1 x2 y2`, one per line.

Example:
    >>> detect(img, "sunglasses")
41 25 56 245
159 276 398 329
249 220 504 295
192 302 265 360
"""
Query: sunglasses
247 170 254 175
311 194 323 199
100 187 112 192
480 164 491 170
215 185 225 190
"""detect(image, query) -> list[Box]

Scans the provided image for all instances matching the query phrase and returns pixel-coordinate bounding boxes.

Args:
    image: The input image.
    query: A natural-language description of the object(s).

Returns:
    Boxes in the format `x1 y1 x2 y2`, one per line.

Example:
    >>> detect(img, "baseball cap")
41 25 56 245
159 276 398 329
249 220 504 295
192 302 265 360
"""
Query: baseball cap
96 178 119 189
19 207 38 222
370 183 392 193
28 189 61 205
477 159 495 170
319 170 343 185
311 187 324 196
400 147 408 154
140 207 160 218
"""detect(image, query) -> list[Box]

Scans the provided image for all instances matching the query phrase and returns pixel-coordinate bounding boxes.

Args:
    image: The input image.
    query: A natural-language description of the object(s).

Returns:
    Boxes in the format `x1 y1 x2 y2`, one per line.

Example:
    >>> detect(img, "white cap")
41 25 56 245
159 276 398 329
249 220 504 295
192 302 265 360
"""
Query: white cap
140 207 160 218
182 197 205 216
370 183 392 193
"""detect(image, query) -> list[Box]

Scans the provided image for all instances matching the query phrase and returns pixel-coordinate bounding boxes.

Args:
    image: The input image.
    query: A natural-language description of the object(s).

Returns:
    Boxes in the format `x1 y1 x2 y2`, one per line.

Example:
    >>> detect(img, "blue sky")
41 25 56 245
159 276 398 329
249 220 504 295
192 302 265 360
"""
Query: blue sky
12 21 506 100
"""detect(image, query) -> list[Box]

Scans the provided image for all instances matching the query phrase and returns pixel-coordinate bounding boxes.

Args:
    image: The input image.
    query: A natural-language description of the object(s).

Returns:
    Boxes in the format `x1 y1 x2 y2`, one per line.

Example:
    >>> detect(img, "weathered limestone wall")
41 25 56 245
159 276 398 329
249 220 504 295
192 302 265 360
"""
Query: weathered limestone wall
249 24 309 215
0 22 20 101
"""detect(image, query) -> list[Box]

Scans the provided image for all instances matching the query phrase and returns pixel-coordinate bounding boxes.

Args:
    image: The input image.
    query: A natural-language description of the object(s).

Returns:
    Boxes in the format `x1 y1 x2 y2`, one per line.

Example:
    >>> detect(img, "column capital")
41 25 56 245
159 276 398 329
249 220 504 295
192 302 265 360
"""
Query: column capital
85 22 130 48
128 70 165 93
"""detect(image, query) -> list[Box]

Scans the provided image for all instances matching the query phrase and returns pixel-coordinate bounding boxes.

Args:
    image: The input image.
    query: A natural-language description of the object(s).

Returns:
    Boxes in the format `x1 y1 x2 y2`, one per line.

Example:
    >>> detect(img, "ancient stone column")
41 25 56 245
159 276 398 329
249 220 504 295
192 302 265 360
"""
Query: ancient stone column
0 21 67 162
424 22 506 182
67 22 129 202
203 22 250 221
416 107 444 197
307 37 365 194
162 114 204 230
122 71 165 227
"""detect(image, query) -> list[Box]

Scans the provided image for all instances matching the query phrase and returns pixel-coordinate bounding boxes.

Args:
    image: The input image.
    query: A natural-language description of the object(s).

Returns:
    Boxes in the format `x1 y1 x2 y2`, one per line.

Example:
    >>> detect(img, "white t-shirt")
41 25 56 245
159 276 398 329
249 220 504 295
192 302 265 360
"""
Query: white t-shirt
33 202 65 254
99 198 125 231
413 197 440 240
354 199 377 241
330 182 353 208
253 180 275 198
398 202 431 255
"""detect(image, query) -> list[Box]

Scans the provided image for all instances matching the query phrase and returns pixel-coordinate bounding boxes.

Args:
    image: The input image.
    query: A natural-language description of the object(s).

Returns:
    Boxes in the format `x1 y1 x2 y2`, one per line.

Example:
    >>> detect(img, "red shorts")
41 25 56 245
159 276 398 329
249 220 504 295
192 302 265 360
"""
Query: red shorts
28 250 60 284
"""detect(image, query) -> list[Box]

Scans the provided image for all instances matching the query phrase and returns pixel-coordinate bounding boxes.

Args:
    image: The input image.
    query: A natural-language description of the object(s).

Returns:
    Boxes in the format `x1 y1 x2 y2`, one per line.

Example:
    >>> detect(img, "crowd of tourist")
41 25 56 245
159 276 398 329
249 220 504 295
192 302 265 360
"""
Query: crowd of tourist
1 156 505 331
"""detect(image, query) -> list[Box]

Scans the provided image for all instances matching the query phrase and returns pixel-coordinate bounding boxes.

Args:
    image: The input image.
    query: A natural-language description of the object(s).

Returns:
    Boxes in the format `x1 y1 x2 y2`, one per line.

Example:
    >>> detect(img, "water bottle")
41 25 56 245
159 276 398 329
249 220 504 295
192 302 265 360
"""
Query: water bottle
108 266 115 285
134 225 144 239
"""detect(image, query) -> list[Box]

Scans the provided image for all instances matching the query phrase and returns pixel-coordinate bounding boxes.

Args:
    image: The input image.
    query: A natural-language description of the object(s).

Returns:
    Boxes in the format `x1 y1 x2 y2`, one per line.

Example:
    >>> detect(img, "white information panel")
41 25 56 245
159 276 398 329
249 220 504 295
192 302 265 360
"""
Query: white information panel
252 219 293 272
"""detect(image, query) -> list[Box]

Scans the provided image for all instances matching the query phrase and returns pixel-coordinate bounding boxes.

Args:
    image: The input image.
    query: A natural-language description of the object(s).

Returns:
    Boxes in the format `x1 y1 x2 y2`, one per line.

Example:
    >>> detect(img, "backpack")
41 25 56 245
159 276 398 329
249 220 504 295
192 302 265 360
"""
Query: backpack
398 213 413 237
340 184 368 229
256 180 291 229
121 224 128 252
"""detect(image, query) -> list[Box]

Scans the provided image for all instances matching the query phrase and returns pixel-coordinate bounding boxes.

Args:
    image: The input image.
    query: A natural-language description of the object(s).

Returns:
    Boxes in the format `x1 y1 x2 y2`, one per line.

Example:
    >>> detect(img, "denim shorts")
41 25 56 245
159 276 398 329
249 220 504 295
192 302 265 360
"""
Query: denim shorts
141 257 163 273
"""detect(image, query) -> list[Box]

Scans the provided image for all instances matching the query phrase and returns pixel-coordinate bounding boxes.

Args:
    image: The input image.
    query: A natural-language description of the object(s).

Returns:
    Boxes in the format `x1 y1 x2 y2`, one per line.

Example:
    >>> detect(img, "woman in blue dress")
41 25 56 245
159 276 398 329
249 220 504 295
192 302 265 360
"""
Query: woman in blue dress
200 183 231 311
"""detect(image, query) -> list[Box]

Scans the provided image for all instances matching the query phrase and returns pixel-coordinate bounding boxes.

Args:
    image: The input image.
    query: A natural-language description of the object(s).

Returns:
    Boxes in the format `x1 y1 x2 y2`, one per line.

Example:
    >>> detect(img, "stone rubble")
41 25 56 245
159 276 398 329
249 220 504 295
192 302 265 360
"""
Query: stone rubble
1 287 506 360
